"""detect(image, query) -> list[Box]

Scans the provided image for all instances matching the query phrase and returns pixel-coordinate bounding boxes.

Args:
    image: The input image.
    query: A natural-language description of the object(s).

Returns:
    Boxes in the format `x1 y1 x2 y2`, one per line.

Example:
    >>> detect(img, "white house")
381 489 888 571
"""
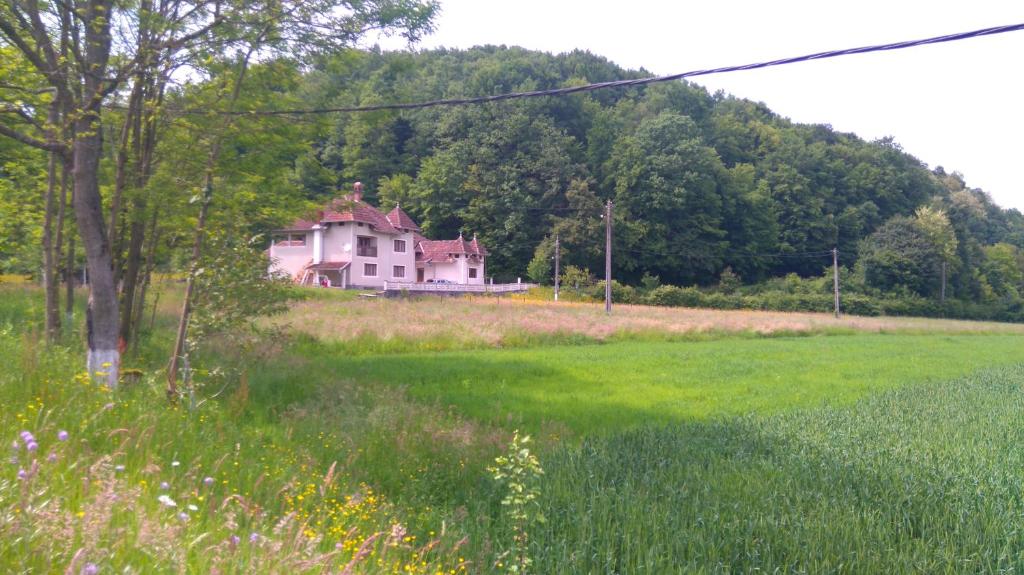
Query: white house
269 183 487 288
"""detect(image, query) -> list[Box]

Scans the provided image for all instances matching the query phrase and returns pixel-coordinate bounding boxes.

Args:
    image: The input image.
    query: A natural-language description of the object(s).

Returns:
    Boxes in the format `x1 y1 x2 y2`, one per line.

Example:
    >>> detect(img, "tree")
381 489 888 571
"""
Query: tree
858 216 941 296
0 0 439 386
914 206 958 299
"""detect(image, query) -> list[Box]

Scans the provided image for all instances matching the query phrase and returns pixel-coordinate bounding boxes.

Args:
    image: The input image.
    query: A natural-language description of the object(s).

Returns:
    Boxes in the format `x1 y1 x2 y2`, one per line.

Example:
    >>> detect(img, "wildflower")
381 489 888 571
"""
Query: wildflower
229 534 240 547
171 461 180 468
10 440 19 451
177 512 189 522
19 431 34 442
187 504 198 512
58 430 69 441
160 481 170 491
81 563 99 575
17 468 27 480
158 495 177 508
249 532 259 543
47 453 57 463
203 476 214 487
114 465 125 472
26 442 38 453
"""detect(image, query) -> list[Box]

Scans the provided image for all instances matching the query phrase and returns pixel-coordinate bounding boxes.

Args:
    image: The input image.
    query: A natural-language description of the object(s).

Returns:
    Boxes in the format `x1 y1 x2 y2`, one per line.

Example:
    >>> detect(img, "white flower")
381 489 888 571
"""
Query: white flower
171 461 180 467
158 495 177 508
187 504 198 512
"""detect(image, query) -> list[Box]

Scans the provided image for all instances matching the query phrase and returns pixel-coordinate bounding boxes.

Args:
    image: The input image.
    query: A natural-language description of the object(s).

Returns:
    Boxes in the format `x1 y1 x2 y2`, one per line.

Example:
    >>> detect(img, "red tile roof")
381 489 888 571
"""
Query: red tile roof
417 235 488 262
320 197 400 234
308 261 351 271
385 205 420 231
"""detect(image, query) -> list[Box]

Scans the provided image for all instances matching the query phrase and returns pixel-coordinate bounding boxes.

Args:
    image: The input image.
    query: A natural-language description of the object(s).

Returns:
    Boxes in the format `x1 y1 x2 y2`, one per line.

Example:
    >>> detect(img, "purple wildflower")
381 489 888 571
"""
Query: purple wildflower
81 563 98 575
57 430 69 442
249 532 259 543
19 431 33 442
160 481 170 491
17 468 27 480
203 476 214 487
230 534 241 547
11 440 19 451
177 512 189 522
47 452 57 463
26 442 38 453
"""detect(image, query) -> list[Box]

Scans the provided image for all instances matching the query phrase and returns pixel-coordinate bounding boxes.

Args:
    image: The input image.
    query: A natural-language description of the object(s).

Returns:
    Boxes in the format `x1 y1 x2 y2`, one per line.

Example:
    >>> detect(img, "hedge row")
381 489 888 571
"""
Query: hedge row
574 282 1024 323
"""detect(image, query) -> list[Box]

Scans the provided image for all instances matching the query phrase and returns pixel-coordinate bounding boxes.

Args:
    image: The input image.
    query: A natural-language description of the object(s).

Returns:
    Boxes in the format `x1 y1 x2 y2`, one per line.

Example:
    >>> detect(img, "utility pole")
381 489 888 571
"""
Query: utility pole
553 233 560 302
605 200 613 315
832 247 840 318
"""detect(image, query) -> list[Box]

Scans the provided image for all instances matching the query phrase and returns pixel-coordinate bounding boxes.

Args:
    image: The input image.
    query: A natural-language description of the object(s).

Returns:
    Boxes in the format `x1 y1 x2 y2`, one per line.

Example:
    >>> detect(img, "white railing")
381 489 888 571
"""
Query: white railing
384 281 536 293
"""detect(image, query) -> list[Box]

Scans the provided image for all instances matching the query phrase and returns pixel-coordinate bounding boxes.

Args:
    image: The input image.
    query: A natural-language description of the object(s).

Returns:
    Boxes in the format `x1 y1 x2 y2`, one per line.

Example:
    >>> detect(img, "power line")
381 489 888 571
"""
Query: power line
146 22 1024 117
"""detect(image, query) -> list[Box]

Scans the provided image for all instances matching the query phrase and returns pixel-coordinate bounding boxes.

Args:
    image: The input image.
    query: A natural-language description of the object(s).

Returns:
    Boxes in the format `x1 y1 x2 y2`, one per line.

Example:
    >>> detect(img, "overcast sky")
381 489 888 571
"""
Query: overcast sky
378 0 1024 211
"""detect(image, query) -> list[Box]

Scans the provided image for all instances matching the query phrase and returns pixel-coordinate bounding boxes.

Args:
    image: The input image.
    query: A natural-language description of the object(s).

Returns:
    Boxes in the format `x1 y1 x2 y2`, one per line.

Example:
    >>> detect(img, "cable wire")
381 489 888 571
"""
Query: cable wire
149 22 1024 116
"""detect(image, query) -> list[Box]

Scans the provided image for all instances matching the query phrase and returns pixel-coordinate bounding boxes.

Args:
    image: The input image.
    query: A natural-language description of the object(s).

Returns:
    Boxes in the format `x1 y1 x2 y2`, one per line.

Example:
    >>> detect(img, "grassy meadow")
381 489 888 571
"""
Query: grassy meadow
4 283 1024 573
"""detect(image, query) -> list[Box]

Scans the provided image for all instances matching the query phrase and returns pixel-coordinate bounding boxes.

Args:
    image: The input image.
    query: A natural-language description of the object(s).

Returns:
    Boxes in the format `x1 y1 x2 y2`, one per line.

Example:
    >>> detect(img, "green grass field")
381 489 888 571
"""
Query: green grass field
317 334 1024 434
5 285 1024 573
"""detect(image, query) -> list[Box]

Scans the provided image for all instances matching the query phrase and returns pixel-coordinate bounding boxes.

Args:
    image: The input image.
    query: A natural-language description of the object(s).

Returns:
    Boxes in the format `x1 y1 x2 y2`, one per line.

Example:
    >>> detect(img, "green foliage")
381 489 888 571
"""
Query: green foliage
188 232 298 375
859 215 942 296
526 240 552 285
559 265 593 295
489 431 545 574
718 266 741 294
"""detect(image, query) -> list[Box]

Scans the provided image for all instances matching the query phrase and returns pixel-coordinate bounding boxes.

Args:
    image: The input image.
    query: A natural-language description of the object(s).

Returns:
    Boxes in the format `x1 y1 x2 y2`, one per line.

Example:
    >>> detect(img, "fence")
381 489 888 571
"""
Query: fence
383 281 536 294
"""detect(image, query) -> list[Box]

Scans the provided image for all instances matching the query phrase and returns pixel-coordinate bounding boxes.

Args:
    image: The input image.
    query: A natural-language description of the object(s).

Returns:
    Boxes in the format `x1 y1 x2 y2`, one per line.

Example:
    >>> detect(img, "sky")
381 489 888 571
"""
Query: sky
377 0 1024 211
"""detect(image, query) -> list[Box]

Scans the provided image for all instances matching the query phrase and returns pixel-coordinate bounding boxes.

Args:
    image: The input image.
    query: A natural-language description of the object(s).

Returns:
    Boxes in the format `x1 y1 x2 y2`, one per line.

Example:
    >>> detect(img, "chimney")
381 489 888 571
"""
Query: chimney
353 181 363 202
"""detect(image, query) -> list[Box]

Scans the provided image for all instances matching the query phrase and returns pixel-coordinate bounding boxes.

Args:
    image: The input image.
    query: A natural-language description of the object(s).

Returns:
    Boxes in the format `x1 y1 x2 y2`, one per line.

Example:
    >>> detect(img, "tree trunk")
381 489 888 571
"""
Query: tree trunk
167 51 254 398
42 143 61 342
131 205 161 346
64 161 75 324
75 109 120 386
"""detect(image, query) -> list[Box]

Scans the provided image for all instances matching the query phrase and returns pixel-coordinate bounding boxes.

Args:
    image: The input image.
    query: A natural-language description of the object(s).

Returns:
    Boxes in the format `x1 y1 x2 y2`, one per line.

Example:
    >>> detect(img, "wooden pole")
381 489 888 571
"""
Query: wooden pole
605 200 613 315
832 247 840 318
553 233 560 302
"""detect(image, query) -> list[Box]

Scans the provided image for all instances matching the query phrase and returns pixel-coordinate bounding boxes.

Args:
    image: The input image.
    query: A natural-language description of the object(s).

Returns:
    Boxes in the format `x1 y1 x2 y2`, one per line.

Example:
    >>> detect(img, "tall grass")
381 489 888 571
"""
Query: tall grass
0 288 479 573
277 292 1024 357
527 366 1024 572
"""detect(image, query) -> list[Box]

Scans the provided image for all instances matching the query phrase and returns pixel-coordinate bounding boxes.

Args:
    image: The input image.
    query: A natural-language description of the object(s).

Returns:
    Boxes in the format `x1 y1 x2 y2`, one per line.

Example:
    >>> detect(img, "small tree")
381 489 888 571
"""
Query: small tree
489 431 545 574
718 267 741 294
526 240 553 285
560 265 592 295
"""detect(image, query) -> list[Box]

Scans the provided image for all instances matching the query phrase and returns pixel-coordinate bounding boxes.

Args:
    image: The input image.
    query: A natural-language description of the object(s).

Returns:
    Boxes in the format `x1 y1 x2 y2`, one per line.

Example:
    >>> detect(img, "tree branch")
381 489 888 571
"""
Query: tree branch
0 121 66 152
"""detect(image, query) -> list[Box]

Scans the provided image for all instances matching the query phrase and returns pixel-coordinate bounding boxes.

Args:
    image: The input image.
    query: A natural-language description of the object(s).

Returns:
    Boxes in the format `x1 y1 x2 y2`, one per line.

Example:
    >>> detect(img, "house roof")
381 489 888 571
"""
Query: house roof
277 193 418 236
319 197 400 234
308 261 350 271
417 234 488 263
385 205 420 231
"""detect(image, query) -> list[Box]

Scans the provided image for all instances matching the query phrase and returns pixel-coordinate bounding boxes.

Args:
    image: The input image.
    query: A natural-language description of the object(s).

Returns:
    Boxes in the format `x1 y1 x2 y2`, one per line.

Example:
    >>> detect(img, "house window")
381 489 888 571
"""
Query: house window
364 263 377 277
356 235 377 257
469 267 478 279
393 265 405 278
275 233 306 246
394 239 407 253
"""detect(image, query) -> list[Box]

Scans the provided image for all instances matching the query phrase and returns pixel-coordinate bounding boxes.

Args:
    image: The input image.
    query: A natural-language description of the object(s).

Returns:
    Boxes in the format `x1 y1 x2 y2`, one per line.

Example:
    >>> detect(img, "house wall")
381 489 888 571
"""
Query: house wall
466 257 485 285
321 222 416 288
268 232 313 279
422 255 486 284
